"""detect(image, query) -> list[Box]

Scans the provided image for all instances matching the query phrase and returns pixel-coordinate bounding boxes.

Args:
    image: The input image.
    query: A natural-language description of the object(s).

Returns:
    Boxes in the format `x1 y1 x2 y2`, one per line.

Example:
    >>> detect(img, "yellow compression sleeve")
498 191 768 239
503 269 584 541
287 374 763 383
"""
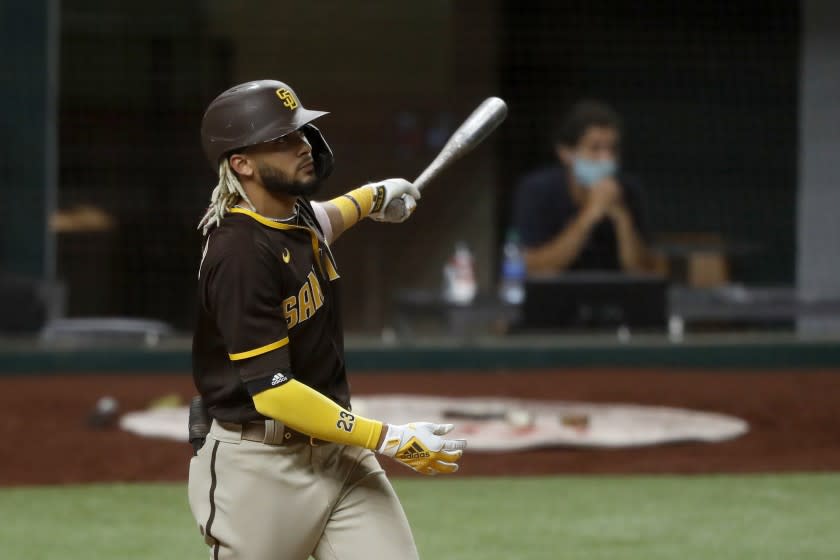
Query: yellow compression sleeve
327 185 383 228
252 379 383 449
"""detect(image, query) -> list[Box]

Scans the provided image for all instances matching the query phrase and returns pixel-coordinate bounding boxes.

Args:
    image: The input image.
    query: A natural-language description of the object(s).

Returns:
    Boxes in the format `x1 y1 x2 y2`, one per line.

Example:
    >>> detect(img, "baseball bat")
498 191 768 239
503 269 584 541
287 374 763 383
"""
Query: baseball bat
383 96 508 221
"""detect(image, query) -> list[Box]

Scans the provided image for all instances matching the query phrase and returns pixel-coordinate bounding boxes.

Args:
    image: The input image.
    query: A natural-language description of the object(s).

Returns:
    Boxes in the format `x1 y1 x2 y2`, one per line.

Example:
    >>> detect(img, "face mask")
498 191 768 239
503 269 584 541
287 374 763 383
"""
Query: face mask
572 158 617 187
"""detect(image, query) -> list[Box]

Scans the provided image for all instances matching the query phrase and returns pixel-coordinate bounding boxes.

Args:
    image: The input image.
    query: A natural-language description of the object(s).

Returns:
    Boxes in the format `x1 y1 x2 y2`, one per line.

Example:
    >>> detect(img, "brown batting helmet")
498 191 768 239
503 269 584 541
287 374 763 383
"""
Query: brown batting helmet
200 80 333 178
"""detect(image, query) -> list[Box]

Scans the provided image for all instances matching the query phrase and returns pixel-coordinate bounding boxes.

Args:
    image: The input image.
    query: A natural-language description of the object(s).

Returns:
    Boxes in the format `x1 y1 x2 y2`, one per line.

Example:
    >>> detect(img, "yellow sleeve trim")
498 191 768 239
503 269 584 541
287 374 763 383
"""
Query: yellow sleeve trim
228 337 289 361
252 379 384 450
324 253 341 281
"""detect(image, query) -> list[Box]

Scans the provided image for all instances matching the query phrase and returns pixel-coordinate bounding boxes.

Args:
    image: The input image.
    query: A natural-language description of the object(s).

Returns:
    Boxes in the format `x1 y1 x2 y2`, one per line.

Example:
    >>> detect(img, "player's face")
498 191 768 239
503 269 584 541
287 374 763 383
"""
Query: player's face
248 130 320 196
557 125 620 165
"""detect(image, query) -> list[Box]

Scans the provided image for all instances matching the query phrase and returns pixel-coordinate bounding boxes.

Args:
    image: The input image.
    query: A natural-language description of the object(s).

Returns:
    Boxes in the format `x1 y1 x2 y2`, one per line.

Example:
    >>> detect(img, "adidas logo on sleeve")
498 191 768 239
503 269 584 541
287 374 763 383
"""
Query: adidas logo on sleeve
271 372 289 386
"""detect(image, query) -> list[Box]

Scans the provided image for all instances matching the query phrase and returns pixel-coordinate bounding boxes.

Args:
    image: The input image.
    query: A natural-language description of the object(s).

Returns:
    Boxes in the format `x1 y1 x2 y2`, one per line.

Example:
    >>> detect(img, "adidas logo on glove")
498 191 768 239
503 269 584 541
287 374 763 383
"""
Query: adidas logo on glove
398 441 431 460
271 373 288 386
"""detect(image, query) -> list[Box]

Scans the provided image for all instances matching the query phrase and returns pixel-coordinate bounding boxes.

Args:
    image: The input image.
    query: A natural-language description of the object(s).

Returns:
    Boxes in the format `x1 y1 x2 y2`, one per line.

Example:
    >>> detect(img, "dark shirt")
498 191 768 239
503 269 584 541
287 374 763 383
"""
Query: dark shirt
512 164 650 271
192 199 349 424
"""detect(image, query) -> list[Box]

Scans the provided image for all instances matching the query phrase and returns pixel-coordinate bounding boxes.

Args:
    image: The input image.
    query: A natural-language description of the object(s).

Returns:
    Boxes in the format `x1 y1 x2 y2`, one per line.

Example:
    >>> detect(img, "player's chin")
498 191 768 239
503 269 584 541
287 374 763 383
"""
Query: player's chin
294 172 315 186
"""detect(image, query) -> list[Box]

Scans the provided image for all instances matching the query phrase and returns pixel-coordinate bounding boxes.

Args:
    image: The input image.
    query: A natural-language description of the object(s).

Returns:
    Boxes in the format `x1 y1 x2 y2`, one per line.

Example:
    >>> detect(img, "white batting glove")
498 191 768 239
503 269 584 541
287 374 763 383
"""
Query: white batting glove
367 178 421 223
377 422 466 475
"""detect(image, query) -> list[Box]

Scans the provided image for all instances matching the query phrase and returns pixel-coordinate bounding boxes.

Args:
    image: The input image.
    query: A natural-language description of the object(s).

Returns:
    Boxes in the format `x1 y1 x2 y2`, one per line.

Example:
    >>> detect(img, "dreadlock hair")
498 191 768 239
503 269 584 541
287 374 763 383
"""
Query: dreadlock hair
197 158 256 236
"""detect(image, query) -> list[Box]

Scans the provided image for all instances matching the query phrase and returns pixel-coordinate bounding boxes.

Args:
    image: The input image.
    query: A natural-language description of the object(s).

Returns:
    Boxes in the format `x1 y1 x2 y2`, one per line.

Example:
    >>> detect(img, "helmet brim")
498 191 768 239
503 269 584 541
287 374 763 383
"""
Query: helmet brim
260 108 329 144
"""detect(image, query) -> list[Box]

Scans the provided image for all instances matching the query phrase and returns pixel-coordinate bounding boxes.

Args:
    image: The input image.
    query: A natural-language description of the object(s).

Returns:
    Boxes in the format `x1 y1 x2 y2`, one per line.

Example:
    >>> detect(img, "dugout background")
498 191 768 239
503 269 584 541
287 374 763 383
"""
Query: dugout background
2 0 802 331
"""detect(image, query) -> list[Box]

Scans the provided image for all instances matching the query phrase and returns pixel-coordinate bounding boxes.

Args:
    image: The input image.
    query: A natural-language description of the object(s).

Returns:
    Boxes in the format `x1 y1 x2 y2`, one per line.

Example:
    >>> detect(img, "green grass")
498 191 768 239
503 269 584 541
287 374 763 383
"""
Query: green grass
2 474 838 559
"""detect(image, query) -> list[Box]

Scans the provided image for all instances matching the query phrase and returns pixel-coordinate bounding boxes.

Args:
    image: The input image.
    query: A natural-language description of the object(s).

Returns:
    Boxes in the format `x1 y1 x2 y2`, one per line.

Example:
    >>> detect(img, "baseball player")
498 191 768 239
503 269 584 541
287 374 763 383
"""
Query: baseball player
187 80 466 560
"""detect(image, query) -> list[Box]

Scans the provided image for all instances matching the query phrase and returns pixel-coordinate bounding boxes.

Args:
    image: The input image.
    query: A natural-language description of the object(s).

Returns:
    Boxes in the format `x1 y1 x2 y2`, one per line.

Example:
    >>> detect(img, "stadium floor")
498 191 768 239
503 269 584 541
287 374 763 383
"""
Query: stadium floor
2 369 839 485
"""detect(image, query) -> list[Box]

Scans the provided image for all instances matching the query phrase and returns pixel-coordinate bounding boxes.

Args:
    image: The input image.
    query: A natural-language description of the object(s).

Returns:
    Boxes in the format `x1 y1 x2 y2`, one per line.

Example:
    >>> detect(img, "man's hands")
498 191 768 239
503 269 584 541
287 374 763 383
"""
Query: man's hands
377 422 467 475
584 177 622 218
367 178 421 223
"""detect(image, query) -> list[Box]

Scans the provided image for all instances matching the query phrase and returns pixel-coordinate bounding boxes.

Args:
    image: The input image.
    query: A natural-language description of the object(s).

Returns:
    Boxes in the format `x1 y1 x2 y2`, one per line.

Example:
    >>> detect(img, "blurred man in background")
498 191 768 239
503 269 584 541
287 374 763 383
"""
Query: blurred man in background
513 100 655 275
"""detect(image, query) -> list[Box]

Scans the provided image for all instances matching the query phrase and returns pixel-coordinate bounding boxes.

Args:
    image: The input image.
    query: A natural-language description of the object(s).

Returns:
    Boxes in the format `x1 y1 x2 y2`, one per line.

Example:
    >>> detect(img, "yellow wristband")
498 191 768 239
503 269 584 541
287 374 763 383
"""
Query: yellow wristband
328 185 378 229
331 195 361 224
347 186 375 216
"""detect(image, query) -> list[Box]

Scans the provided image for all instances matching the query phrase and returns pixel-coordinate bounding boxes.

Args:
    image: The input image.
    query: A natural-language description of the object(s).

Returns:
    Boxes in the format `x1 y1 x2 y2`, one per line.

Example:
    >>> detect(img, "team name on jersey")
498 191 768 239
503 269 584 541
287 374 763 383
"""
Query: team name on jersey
282 270 325 329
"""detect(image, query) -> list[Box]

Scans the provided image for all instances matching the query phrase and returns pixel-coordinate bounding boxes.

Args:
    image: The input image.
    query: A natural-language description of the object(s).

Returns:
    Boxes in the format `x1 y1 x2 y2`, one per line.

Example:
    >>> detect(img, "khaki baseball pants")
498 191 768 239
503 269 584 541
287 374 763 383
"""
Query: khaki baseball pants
188 419 420 560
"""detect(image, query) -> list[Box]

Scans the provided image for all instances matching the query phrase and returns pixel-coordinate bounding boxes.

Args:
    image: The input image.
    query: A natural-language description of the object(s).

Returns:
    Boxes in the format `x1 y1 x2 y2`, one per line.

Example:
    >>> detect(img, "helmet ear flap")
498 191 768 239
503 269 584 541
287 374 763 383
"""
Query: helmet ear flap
301 123 334 180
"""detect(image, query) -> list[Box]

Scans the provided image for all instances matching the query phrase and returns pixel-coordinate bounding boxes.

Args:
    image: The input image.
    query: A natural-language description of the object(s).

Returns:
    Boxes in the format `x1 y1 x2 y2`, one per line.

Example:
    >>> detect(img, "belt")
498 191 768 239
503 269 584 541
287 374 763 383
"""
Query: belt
239 420 328 446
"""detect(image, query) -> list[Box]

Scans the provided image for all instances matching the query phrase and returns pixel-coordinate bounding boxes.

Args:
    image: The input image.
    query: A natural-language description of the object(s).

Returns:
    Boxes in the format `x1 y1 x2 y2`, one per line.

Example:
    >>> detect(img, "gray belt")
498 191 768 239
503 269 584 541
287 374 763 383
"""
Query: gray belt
212 419 328 446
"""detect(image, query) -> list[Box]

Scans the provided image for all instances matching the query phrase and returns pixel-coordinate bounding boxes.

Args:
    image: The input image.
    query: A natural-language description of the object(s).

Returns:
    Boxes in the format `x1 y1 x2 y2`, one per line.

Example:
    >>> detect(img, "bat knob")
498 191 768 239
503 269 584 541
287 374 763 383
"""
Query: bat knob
383 197 407 222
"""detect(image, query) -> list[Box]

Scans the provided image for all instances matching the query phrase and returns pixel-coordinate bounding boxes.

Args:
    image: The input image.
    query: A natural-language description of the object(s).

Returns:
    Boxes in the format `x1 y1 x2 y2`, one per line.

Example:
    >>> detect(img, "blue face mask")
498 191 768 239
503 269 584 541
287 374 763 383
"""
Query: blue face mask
572 158 617 187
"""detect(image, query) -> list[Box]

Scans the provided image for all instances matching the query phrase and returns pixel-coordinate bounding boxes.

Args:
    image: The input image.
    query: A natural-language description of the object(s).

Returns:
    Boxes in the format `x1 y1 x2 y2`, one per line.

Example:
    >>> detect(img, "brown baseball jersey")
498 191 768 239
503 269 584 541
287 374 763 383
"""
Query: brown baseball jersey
192 200 348 424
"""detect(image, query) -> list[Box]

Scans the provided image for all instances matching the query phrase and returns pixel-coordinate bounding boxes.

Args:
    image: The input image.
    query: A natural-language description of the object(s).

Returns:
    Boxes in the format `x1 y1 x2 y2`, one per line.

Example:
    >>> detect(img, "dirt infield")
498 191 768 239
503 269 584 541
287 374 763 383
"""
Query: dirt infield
2 369 839 485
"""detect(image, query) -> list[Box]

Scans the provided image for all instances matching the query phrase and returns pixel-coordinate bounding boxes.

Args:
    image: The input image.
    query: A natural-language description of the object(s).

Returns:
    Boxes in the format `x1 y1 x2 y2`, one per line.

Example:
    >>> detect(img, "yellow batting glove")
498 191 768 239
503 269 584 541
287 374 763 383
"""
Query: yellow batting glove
377 422 467 475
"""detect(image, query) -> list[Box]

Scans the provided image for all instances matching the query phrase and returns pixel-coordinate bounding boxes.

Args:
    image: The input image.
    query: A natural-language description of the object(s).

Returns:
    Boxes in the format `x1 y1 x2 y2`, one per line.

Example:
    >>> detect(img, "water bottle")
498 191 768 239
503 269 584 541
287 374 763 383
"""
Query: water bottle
499 230 525 304
443 242 477 305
